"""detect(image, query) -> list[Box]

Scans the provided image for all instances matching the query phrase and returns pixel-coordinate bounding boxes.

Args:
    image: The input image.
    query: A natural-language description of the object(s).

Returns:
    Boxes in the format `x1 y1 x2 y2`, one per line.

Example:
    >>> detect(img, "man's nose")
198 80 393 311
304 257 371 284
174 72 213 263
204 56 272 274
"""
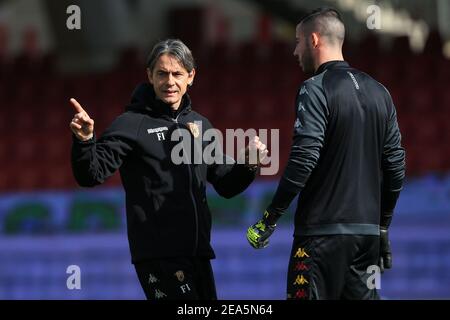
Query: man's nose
166 73 175 85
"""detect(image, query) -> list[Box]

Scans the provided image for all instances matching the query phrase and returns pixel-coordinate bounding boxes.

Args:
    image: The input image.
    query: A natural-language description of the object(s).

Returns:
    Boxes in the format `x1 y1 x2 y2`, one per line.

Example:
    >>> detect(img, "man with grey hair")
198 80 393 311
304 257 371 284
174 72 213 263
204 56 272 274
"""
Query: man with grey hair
247 8 405 299
69 39 267 300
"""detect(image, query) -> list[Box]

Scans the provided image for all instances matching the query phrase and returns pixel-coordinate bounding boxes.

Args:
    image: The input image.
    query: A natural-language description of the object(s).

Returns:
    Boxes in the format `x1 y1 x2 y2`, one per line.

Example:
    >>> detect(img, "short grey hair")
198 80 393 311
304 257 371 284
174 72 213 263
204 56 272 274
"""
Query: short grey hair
146 39 196 73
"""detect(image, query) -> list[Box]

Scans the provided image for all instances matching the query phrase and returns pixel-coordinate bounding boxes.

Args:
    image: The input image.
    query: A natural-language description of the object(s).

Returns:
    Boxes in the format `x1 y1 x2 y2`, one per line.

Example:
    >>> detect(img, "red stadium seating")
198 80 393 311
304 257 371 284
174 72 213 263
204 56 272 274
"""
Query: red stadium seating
1 36 448 191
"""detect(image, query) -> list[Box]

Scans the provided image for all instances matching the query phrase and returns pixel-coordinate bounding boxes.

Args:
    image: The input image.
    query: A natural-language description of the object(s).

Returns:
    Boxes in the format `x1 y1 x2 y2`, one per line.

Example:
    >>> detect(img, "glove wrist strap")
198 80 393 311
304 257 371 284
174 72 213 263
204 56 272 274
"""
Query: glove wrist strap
263 210 280 227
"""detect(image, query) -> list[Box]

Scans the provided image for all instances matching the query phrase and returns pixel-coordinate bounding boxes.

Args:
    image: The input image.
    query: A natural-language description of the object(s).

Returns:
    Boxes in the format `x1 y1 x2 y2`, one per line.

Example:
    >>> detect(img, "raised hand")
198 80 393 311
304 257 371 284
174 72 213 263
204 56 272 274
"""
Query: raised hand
69 98 94 141
238 136 269 167
249 136 268 165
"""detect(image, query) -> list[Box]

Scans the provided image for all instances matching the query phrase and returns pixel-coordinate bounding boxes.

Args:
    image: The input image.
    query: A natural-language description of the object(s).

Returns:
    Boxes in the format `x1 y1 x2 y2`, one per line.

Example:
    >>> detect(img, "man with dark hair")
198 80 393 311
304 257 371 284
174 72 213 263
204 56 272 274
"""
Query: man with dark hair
247 8 405 299
70 39 267 300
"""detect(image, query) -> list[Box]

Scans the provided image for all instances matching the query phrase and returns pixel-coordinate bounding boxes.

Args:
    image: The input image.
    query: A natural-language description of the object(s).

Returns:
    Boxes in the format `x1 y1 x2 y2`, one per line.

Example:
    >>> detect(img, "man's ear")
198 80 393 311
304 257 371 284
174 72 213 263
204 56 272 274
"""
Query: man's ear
311 32 320 48
188 68 196 86
146 68 153 85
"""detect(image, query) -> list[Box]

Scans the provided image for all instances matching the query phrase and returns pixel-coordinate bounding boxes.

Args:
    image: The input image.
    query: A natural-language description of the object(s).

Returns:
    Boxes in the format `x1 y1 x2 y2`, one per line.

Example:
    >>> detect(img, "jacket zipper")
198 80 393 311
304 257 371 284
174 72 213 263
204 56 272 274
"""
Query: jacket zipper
173 113 199 256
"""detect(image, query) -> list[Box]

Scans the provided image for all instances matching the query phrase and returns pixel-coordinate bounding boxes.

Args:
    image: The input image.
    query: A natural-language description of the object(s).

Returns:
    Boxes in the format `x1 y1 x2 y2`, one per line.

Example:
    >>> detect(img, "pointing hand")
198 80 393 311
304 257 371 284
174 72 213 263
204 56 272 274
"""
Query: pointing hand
69 98 94 141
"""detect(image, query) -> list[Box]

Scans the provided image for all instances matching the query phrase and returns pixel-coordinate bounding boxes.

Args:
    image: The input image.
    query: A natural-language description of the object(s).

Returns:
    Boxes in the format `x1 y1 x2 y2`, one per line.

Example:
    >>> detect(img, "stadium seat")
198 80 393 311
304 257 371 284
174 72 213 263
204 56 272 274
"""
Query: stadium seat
2 33 450 192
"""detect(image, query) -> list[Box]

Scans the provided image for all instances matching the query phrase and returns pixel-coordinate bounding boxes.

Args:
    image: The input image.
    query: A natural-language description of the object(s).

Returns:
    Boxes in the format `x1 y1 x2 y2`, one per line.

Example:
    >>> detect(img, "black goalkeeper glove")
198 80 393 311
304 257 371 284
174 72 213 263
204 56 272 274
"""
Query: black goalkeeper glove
379 227 392 273
247 211 276 249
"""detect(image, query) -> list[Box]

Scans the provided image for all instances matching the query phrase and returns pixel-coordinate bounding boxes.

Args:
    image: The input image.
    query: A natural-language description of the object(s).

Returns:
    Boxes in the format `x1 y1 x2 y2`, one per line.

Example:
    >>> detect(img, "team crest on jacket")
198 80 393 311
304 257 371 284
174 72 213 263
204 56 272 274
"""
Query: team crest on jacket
187 122 200 138
174 270 185 282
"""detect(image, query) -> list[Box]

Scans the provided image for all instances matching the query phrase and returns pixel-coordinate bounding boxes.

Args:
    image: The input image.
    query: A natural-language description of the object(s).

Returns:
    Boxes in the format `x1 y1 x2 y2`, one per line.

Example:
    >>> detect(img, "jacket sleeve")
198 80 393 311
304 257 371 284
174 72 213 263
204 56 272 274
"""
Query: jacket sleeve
380 101 406 228
207 161 257 199
71 113 140 187
203 126 257 199
268 81 328 215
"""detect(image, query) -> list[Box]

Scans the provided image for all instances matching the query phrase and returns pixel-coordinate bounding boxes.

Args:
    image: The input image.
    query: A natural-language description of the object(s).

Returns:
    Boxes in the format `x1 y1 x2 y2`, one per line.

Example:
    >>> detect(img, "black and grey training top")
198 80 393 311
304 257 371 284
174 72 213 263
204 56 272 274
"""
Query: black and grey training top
269 60 406 236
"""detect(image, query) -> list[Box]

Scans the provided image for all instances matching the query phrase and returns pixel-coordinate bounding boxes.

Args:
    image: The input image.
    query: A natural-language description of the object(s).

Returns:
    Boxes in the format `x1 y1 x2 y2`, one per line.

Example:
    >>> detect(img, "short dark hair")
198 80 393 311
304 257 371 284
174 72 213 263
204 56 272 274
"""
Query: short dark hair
298 7 345 46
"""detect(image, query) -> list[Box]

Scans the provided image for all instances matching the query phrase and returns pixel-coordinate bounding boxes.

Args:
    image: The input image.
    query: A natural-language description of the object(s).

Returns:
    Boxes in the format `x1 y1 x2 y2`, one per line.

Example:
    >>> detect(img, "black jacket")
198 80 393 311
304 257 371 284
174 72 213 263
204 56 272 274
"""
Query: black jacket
71 83 256 262
269 61 406 236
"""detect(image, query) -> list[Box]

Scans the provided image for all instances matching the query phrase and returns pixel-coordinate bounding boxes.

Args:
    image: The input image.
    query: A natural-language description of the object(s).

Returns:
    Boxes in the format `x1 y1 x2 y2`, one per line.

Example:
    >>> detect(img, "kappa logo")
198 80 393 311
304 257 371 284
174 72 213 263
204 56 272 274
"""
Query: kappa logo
155 289 167 299
293 275 309 286
294 261 309 271
297 102 306 112
295 289 308 299
148 273 158 284
299 86 308 96
147 126 168 141
294 247 309 258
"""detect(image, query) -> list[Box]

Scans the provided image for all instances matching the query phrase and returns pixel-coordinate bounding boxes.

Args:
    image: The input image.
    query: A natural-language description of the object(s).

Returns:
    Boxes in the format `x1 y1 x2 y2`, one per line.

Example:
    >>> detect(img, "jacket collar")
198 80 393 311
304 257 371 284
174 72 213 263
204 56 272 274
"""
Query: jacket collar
315 60 349 75
126 82 192 119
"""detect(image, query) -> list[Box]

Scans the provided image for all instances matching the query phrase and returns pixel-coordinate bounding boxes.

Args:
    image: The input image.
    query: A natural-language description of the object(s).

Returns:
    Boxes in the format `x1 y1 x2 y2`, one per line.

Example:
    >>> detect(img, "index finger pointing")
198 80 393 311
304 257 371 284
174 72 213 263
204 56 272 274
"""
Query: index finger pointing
70 98 86 114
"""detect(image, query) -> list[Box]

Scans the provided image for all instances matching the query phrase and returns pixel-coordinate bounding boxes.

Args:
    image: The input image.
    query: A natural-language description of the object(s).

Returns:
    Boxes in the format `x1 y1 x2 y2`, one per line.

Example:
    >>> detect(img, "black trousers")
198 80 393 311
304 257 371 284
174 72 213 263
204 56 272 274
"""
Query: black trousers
134 257 217 300
286 235 380 300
